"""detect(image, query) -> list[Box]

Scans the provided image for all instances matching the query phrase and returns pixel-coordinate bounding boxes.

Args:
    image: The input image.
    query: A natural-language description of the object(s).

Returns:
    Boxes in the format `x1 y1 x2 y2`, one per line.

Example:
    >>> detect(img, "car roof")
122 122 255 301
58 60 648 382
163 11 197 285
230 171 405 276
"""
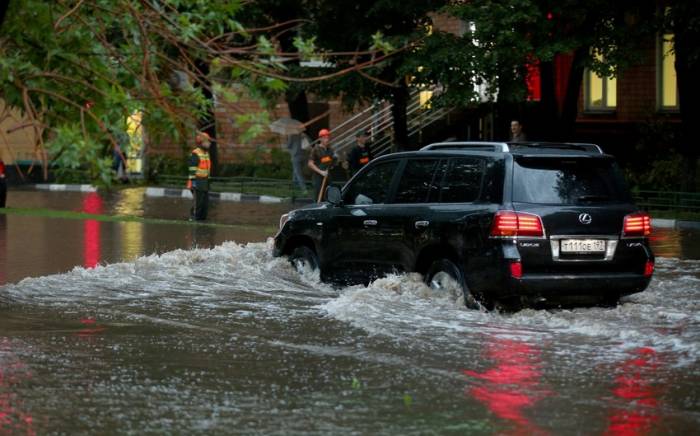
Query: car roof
420 141 606 155
370 141 613 164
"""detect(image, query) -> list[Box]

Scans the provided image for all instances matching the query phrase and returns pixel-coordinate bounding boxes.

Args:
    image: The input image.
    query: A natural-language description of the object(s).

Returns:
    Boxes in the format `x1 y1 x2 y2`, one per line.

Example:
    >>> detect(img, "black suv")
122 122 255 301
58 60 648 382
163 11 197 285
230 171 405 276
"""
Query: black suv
273 142 654 308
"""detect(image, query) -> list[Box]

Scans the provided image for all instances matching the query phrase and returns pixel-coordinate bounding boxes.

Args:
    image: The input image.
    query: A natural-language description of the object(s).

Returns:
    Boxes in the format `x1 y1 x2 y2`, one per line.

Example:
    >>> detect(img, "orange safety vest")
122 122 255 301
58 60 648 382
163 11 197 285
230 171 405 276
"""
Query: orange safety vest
191 148 211 179
187 148 211 189
315 147 335 171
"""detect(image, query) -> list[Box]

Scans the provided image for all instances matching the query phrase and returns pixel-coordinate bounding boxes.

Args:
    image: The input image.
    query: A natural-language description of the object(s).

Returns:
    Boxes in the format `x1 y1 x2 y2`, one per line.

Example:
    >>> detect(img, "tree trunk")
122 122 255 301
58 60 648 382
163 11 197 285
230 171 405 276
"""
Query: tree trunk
539 60 558 140
194 60 217 177
391 82 409 151
673 6 700 192
560 47 588 140
0 0 8 30
285 89 310 127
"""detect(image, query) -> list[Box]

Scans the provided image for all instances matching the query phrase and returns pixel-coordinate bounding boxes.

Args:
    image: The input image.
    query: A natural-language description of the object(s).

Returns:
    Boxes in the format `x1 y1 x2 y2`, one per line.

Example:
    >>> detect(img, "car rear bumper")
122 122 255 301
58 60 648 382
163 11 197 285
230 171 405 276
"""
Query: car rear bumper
506 273 651 304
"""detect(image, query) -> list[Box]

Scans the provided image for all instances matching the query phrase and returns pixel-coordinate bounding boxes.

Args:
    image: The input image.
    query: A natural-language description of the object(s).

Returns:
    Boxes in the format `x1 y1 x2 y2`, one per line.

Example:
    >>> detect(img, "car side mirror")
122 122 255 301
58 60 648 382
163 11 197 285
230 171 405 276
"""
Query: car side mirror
326 186 342 206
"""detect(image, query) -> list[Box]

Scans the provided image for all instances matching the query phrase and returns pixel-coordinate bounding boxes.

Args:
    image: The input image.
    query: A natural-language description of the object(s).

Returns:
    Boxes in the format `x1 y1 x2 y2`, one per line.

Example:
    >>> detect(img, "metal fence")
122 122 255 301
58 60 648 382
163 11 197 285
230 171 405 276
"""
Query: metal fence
633 190 700 211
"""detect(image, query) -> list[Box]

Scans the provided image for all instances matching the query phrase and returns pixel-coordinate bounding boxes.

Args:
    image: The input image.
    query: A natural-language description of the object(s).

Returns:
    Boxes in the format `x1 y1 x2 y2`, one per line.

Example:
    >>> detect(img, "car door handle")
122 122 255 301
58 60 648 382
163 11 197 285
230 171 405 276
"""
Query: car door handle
414 220 430 229
363 219 378 226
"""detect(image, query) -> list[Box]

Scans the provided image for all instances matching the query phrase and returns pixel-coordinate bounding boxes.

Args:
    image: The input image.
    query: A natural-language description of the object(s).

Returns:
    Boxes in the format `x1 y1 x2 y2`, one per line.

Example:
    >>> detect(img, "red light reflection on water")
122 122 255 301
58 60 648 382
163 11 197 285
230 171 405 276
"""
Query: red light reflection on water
604 347 660 436
76 317 106 337
0 339 36 435
82 193 103 268
463 338 551 435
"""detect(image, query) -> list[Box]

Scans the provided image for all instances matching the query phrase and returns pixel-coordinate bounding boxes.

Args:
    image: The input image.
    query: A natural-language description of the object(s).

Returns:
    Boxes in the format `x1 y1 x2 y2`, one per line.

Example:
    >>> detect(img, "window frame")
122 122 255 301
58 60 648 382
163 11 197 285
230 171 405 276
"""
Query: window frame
583 66 617 113
657 32 679 113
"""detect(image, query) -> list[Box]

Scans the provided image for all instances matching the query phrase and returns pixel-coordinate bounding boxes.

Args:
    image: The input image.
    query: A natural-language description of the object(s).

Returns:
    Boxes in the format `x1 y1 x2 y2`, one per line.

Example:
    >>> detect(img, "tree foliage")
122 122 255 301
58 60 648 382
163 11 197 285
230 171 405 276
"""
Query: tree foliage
0 0 406 184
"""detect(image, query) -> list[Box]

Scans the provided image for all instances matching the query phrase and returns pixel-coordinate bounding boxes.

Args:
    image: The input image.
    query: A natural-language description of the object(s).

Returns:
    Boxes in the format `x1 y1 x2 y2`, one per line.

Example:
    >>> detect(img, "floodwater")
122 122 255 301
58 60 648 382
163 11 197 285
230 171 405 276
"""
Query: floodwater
0 189 292 283
1 189 700 434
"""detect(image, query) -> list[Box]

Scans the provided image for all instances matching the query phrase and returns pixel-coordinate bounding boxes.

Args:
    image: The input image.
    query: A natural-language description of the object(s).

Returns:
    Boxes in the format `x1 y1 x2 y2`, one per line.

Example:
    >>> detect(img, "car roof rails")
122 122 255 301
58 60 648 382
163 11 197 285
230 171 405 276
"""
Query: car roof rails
507 142 604 154
420 142 510 152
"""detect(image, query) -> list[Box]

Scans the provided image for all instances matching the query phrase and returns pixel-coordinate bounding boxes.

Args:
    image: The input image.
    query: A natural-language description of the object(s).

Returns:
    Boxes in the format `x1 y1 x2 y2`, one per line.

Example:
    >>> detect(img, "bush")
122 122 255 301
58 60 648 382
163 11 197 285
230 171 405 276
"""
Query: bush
218 146 294 180
624 119 684 191
147 154 188 182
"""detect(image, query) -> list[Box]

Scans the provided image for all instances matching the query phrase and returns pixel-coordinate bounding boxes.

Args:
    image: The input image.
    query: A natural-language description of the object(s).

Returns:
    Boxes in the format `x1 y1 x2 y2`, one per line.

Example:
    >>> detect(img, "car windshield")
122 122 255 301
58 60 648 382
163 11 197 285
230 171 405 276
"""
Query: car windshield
513 157 632 205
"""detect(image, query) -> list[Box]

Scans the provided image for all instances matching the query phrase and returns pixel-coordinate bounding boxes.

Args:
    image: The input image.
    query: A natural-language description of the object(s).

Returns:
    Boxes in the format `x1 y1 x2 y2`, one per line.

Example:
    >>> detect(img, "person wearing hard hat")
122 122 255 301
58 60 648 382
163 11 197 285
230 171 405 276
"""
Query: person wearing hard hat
187 131 212 220
308 128 335 202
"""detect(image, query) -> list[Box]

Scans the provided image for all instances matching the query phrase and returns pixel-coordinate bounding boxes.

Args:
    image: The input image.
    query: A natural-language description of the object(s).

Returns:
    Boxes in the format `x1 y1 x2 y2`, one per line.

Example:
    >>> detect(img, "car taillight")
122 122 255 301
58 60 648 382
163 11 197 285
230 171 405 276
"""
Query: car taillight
510 261 523 279
644 260 654 277
490 211 544 238
623 212 652 237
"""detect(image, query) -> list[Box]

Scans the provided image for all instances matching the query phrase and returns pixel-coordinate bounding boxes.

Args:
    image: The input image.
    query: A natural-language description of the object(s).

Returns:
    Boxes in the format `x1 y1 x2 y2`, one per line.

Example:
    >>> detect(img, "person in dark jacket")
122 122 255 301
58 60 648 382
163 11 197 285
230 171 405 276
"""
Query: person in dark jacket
347 129 374 175
187 132 211 221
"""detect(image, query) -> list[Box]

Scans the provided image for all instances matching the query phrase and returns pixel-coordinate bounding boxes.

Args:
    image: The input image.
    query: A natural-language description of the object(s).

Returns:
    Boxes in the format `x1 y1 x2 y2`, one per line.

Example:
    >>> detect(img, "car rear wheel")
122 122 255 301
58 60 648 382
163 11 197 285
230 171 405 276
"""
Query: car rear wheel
289 246 319 274
424 259 479 309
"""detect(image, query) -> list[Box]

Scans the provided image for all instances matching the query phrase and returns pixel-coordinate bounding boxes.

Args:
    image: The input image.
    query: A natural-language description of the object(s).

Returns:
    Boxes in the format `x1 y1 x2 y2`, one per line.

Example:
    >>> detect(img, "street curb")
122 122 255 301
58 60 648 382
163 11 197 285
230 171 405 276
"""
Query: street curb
652 218 700 231
31 185 696 218
31 183 314 204
35 183 97 193
144 187 288 204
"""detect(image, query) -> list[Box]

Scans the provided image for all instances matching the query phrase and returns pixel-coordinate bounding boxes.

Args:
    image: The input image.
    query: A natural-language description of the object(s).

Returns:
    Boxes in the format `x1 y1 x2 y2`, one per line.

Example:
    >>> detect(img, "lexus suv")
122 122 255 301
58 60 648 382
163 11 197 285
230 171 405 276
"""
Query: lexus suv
273 142 654 308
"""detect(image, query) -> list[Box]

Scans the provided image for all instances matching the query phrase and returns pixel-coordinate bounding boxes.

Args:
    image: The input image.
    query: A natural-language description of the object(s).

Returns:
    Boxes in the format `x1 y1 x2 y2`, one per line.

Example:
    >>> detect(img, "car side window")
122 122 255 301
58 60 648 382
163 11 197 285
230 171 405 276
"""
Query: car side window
392 159 440 204
343 161 399 205
440 158 483 203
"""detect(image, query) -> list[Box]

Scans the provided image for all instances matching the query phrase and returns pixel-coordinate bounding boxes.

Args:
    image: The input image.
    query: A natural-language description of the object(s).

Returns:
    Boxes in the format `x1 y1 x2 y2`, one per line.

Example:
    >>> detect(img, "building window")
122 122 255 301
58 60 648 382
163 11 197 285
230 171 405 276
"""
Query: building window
658 33 678 111
585 54 617 111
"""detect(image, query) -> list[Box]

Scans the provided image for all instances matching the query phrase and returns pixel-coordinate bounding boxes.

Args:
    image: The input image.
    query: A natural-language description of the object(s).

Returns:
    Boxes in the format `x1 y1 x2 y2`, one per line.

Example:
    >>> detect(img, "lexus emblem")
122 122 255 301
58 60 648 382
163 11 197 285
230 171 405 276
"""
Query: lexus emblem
579 213 592 225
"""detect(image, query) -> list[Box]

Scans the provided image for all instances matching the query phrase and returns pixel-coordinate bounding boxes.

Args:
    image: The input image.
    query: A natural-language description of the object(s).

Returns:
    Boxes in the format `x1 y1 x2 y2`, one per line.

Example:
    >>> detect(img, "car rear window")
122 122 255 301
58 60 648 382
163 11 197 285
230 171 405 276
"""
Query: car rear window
513 157 632 205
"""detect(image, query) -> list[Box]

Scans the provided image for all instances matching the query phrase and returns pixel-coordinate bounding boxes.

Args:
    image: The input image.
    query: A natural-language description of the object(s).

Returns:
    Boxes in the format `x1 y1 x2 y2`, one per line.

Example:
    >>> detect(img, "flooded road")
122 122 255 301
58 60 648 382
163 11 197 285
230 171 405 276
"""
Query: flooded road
1 189 700 434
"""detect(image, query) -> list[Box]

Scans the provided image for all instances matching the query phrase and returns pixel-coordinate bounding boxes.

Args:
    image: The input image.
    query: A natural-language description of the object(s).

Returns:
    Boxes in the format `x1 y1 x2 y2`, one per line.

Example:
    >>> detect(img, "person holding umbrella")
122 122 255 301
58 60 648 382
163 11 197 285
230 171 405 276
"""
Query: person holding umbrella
308 128 335 202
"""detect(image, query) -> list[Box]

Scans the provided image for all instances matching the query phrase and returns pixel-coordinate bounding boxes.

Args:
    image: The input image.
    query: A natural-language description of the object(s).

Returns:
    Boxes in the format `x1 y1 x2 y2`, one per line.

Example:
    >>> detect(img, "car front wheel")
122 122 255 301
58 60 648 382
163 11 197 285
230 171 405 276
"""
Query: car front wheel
289 245 319 275
425 259 479 309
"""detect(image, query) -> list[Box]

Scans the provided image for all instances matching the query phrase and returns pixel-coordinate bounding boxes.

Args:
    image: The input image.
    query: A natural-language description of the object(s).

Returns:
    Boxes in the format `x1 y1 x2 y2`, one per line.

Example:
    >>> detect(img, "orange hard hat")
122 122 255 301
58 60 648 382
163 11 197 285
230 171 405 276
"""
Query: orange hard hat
318 128 330 138
195 131 211 144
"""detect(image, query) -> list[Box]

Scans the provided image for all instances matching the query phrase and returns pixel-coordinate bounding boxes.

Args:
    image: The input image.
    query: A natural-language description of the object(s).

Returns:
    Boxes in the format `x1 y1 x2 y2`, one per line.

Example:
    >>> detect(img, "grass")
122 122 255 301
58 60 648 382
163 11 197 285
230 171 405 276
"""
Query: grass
0 207 276 232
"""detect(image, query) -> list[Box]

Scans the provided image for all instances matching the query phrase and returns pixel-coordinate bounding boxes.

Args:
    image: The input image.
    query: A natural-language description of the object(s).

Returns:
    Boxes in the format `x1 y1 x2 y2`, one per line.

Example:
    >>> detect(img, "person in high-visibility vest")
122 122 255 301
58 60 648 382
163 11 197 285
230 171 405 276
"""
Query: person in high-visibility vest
308 129 335 202
348 129 374 175
187 132 212 221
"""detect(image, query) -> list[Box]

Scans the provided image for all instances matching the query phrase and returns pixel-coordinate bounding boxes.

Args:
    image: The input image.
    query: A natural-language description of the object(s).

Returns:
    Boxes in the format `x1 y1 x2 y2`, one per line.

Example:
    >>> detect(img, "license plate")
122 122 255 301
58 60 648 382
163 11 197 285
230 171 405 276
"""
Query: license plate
560 239 606 253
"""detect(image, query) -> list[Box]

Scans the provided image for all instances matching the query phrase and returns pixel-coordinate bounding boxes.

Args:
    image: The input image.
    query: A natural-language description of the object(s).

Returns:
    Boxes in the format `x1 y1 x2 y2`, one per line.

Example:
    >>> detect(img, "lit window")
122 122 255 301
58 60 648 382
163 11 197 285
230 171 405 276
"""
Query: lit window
659 33 678 110
585 55 617 111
